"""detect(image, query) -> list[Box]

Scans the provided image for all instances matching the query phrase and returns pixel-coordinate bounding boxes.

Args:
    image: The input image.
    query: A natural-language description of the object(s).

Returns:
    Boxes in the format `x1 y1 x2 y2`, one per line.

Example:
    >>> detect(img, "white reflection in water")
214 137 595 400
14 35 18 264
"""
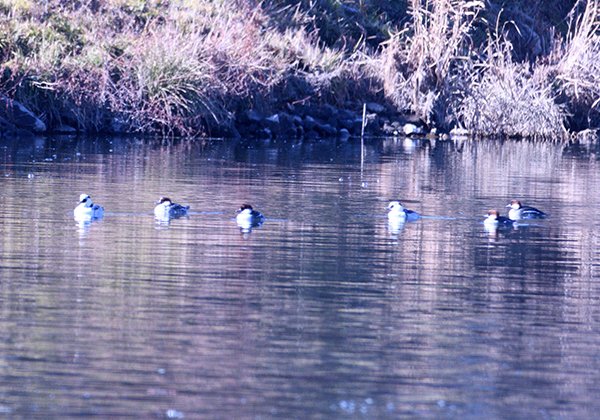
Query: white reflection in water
403 137 417 153
76 218 101 240
387 217 406 235
154 213 189 227
236 218 264 235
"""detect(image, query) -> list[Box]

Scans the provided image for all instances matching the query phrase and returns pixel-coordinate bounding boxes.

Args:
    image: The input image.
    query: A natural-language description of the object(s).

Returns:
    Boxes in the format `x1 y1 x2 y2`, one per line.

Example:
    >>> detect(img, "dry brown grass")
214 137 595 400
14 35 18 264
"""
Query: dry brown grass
366 0 484 126
457 0 599 136
0 0 316 135
554 0 600 129
455 27 567 137
0 0 599 137
361 0 598 136
458 64 566 137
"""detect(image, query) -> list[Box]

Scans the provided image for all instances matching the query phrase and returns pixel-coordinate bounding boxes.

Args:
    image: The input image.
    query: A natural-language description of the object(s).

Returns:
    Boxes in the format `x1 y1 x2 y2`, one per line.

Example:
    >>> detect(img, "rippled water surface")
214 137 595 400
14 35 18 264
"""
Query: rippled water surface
1 135 600 418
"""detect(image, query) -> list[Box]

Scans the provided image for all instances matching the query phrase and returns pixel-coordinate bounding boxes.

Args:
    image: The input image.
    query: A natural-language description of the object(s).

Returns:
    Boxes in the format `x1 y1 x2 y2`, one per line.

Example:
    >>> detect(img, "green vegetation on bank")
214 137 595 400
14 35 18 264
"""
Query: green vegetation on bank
0 0 598 137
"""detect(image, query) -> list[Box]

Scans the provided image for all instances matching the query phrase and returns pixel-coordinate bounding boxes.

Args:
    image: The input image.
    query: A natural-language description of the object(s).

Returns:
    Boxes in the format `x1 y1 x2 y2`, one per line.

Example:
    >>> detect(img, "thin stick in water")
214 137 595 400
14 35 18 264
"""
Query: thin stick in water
361 103 367 139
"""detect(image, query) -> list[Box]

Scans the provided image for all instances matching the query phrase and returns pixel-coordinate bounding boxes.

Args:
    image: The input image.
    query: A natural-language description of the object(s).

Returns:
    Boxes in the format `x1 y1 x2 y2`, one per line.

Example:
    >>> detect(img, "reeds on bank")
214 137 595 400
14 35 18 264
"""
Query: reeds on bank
0 0 599 137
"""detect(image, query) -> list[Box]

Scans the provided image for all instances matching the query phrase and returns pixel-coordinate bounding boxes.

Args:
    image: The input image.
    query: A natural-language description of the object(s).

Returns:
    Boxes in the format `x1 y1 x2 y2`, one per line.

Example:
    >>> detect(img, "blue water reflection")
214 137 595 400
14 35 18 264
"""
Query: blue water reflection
0 134 599 418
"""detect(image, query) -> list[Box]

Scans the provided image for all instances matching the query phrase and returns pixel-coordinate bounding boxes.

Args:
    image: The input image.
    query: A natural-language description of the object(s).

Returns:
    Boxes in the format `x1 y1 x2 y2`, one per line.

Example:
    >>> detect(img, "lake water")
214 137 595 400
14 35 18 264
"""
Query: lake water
1 135 600 418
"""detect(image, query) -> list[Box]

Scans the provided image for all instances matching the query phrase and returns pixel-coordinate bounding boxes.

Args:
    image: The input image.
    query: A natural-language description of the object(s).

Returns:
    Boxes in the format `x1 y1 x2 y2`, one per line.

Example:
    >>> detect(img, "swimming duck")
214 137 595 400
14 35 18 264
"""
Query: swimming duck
387 201 420 221
506 200 546 220
154 197 189 219
74 193 104 220
236 204 264 227
484 209 514 228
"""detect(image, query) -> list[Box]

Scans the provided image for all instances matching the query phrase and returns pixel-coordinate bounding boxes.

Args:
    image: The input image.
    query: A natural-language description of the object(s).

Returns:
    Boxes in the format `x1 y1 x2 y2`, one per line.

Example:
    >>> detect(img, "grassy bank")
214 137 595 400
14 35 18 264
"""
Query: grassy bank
0 0 598 138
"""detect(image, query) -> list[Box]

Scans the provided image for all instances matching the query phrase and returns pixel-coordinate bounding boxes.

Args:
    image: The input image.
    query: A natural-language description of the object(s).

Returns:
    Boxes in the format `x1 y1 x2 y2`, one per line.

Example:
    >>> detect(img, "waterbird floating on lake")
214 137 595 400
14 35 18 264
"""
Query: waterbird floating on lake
154 197 189 220
506 200 546 220
74 193 104 220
